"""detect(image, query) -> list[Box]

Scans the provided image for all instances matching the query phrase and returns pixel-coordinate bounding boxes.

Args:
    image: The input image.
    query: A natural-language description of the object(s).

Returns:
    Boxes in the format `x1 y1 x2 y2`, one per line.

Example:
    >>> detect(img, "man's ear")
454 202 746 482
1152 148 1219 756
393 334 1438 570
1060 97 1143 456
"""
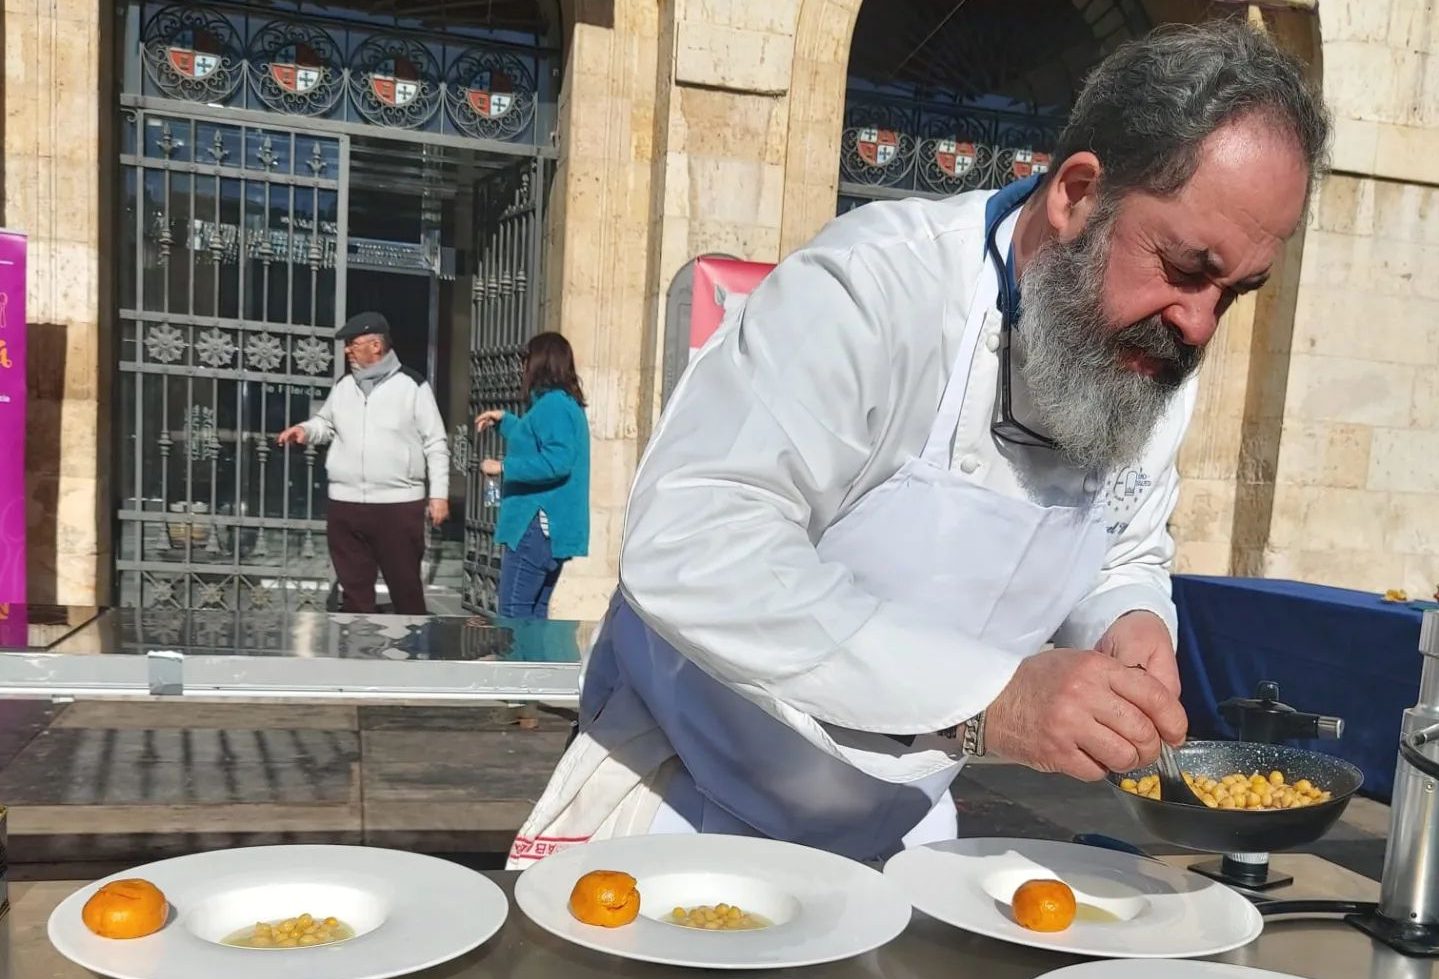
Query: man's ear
1044 152 1103 243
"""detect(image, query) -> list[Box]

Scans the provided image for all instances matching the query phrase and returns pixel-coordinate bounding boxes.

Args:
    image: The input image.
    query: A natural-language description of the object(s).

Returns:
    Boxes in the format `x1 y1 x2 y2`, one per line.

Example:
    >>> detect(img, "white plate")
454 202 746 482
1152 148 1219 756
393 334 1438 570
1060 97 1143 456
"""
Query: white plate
48 844 508 979
884 838 1262 959
1041 961 1304 978
513 833 912 970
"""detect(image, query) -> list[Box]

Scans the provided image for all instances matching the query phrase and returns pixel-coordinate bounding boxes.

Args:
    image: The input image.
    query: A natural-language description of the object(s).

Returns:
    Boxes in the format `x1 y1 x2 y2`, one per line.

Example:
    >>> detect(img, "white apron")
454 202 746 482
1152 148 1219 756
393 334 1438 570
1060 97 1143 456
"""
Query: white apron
507 212 1109 869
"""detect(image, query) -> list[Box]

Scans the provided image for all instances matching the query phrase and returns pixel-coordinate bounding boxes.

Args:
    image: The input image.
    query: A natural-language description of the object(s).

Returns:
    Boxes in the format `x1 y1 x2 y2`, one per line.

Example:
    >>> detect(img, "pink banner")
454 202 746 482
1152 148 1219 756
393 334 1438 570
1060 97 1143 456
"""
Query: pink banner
0 231 26 605
0 603 25 649
689 257 774 355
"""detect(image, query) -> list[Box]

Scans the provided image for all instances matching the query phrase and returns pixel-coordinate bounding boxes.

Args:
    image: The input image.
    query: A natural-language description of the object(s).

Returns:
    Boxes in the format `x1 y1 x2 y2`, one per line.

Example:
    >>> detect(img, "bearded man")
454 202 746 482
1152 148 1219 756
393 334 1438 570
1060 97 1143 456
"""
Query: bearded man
507 21 1330 868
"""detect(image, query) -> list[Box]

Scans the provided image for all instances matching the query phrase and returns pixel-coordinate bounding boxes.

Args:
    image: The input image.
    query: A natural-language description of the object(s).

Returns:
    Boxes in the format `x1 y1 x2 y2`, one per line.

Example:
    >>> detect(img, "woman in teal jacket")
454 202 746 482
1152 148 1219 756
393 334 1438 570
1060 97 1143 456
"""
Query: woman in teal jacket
475 332 591 619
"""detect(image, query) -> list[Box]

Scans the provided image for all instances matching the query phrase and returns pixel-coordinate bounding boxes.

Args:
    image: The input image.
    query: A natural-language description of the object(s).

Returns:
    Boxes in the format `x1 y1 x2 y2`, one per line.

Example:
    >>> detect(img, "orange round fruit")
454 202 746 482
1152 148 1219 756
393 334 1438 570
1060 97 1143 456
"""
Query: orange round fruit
568 870 641 928
1011 878 1076 933
81 878 169 939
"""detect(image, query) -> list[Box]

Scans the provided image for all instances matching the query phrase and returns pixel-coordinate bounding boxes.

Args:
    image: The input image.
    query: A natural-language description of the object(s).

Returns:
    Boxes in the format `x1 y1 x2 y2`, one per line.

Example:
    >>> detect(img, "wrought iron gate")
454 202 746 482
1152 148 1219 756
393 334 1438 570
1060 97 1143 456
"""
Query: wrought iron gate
461 157 547 614
115 2 559 613
116 108 348 611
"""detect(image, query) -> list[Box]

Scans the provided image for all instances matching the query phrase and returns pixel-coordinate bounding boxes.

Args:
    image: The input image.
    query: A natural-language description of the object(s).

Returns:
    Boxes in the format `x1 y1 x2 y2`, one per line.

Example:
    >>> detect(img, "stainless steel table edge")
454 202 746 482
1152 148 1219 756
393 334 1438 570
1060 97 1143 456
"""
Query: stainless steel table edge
0 650 582 705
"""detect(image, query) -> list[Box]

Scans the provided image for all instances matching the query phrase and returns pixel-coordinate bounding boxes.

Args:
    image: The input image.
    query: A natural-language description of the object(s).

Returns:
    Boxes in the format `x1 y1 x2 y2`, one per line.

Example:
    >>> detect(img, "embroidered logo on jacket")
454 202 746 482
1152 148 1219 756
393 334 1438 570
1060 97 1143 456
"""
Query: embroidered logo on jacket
1105 467 1153 536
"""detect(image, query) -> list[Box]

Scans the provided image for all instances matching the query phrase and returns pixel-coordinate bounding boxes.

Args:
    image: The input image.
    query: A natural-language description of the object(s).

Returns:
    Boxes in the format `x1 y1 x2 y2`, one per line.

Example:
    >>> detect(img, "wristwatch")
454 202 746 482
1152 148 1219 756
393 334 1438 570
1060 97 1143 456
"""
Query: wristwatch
939 710 987 758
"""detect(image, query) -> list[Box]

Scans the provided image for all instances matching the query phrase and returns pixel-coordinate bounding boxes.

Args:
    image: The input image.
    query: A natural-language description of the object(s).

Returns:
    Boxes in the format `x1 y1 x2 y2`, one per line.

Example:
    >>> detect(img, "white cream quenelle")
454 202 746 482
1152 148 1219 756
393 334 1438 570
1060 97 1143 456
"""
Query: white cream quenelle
507 176 1197 868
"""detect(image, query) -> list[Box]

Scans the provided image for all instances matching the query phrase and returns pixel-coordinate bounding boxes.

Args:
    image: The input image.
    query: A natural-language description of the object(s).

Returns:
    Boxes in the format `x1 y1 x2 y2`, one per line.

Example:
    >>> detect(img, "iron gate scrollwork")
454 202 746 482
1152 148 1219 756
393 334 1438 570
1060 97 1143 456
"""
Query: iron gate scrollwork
141 5 246 104
117 108 347 612
463 158 548 615
131 2 556 145
249 18 346 116
838 96 1063 216
838 0 1152 214
445 50 539 143
349 35 443 130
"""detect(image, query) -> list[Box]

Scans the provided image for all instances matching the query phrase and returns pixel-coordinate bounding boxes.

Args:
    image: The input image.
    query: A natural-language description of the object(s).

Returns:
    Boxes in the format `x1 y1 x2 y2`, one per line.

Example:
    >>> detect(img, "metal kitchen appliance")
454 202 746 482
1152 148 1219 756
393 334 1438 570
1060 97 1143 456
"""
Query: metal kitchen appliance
1348 608 1439 956
1106 609 1439 958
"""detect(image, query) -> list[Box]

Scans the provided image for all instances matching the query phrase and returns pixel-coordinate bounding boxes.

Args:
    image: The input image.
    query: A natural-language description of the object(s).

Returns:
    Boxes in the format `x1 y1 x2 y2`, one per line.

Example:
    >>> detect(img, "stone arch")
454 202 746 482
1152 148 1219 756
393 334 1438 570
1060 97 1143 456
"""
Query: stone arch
781 0 1166 253
779 0 864 255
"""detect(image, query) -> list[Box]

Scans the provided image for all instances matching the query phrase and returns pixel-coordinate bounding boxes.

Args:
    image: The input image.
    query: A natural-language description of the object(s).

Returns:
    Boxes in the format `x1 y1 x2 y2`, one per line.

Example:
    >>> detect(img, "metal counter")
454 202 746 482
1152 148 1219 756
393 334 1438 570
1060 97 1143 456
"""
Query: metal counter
0 605 589 705
4 854 1437 979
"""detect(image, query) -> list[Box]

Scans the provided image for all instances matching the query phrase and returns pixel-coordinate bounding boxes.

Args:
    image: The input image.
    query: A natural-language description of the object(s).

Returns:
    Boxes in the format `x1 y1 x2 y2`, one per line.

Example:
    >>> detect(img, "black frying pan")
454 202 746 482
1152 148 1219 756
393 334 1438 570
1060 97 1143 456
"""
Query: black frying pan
1106 740 1364 852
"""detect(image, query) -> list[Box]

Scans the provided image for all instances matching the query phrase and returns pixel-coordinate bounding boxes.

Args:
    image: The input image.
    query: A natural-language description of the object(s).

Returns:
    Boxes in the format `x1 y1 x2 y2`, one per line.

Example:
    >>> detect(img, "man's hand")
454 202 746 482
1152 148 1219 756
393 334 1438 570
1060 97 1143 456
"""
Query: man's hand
480 458 502 477
985 648 1187 781
1098 610 1181 699
428 498 450 527
276 425 307 446
475 409 505 432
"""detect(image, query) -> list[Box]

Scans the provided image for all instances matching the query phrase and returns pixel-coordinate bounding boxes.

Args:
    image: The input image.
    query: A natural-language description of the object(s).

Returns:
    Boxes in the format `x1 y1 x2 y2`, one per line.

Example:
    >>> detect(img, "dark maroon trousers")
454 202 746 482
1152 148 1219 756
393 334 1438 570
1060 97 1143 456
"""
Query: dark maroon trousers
326 499 428 614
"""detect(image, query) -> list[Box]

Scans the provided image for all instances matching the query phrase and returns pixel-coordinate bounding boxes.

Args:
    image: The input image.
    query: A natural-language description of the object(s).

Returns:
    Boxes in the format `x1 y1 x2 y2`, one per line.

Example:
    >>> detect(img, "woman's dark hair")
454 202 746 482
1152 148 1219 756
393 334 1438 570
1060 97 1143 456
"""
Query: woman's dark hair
522 332 586 407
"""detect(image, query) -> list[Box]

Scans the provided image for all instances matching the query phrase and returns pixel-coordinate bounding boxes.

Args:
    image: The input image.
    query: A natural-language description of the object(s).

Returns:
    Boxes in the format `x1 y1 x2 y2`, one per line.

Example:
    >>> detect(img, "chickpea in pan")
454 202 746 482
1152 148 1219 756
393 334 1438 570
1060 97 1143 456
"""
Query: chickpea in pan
1119 770 1332 810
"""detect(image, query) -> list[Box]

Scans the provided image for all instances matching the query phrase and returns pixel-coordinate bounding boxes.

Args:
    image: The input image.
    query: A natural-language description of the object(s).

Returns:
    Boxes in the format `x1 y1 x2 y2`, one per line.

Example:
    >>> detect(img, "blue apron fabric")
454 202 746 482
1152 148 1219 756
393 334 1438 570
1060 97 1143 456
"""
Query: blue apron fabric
1173 574 1425 802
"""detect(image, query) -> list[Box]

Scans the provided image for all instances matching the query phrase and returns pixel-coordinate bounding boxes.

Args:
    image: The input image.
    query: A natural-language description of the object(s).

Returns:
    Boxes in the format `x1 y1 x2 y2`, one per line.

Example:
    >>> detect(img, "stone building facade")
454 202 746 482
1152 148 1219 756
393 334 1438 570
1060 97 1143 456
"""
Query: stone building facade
2 0 1435 621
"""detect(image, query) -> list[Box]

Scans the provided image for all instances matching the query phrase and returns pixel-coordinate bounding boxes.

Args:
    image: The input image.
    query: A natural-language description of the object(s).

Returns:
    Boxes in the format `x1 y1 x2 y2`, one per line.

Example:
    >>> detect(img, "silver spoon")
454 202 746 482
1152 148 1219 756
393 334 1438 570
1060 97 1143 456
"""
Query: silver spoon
1124 664 1205 807
1155 741 1207 807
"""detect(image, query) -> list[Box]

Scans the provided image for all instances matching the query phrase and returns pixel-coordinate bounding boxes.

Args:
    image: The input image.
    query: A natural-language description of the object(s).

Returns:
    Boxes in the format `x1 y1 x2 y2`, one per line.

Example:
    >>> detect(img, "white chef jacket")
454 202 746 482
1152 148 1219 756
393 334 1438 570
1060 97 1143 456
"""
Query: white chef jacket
504 184 1200 869
618 185 1198 739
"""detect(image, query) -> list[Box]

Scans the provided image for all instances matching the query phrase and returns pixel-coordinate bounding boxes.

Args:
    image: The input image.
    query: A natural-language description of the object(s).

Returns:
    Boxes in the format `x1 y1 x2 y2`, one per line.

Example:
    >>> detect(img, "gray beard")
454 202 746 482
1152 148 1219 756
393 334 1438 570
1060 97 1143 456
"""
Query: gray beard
1014 212 1203 474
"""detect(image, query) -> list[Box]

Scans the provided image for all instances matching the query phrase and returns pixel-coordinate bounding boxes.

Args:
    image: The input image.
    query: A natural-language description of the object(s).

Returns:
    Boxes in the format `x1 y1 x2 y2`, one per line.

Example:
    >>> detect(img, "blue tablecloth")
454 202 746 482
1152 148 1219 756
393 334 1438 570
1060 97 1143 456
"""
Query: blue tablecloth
1173 575 1429 803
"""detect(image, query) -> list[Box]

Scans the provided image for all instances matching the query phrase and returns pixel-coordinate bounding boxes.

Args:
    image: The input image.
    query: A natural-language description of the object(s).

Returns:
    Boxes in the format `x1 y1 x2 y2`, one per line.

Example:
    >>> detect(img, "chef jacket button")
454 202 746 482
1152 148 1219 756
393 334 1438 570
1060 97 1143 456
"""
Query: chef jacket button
984 331 1001 353
960 455 981 475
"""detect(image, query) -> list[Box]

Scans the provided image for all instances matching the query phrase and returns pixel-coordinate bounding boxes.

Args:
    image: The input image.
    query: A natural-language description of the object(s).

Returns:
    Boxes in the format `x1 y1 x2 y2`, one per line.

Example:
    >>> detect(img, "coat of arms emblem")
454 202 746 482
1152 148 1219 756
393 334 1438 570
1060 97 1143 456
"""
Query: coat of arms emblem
370 57 421 107
167 28 222 80
270 42 324 95
1012 149 1052 179
936 139 977 179
465 69 515 119
857 127 900 168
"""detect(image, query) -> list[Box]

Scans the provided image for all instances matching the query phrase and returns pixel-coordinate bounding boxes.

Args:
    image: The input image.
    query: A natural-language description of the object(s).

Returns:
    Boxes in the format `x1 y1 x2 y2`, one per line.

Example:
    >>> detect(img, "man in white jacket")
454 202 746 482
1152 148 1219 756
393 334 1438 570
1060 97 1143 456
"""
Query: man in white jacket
508 22 1332 866
277 312 450 614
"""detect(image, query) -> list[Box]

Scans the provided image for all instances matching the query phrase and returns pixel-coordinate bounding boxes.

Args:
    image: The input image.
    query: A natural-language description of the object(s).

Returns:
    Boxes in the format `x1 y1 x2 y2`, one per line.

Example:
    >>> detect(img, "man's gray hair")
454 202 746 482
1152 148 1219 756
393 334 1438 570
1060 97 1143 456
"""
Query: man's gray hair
1053 20 1331 200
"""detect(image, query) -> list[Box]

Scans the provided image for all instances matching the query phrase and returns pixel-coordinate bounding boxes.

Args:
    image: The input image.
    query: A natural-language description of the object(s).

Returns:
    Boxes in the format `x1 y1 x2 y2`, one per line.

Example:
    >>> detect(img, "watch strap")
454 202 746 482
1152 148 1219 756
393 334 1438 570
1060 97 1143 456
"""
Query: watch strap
939 711 987 757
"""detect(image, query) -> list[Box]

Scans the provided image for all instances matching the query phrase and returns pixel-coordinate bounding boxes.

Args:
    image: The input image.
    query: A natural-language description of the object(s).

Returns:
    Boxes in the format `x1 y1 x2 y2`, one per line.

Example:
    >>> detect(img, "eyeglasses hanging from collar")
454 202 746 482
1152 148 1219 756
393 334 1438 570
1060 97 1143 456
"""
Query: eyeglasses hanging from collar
984 218 1058 452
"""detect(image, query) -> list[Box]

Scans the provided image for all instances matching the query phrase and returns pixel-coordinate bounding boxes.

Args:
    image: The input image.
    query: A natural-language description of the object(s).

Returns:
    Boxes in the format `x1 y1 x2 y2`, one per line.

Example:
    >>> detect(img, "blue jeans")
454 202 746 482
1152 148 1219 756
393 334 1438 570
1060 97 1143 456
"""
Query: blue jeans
498 515 566 619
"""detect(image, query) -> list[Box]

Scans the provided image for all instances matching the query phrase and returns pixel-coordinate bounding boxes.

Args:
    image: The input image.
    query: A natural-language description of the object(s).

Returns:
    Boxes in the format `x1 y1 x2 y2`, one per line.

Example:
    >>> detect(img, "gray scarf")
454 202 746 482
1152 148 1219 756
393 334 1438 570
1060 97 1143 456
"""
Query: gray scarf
353 349 401 397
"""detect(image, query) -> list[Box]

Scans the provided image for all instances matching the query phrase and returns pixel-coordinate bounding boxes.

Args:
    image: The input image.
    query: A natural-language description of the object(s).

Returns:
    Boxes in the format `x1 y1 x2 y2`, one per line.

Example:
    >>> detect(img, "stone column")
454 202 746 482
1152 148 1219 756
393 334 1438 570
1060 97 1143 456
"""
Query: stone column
1169 4 1321 579
548 1 815 620
1169 293 1262 576
544 0 663 618
638 2 800 432
3 0 111 605
1262 0 1439 595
